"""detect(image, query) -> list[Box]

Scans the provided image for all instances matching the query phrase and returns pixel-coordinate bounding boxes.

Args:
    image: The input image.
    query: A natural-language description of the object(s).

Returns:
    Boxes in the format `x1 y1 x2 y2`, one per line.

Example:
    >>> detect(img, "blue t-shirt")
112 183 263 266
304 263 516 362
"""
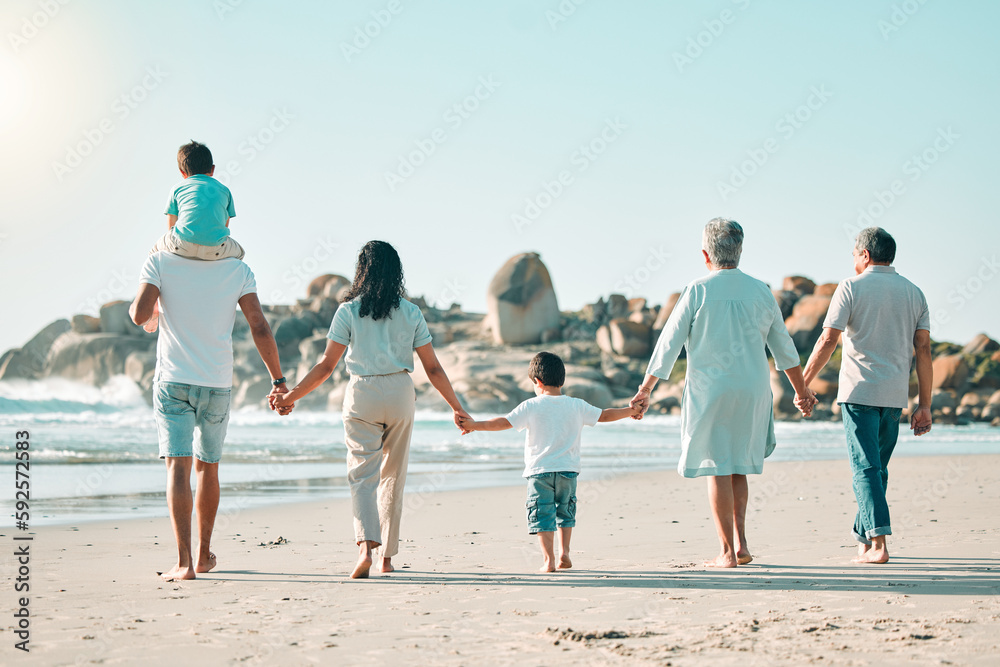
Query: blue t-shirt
164 174 236 246
327 299 433 376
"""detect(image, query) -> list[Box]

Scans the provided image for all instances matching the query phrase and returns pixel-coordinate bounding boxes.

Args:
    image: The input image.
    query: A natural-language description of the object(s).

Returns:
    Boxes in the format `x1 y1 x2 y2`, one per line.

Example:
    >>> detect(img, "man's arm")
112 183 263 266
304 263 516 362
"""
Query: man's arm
129 283 160 326
599 406 639 422
803 327 842 387
238 293 285 387
911 329 933 436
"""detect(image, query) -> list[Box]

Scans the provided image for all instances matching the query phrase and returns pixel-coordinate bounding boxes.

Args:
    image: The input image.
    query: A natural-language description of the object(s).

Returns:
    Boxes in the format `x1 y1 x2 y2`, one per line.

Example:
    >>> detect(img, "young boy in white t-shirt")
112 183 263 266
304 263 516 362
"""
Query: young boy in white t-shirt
459 352 638 572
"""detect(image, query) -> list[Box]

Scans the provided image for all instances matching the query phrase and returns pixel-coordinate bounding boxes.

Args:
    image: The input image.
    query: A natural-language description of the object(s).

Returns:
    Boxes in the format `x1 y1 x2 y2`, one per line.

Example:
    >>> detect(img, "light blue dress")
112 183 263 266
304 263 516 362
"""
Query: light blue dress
647 268 801 478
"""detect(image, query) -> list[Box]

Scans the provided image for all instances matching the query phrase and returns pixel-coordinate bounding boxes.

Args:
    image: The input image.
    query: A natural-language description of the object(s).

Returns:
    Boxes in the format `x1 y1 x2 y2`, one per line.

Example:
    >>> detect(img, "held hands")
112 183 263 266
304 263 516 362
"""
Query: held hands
629 387 651 420
793 389 818 418
454 409 473 435
910 406 932 436
268 384 294 416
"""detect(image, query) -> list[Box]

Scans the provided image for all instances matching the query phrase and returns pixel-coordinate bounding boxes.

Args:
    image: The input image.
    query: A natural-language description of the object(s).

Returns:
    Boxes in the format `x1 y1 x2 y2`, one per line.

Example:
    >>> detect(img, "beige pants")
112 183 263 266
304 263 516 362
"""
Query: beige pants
151 230 245 260
343 371 415 558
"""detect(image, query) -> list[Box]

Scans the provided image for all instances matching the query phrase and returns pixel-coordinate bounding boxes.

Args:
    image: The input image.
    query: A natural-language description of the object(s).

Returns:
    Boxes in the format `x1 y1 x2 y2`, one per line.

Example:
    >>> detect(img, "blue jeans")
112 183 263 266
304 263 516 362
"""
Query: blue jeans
153 382 231 463
841 403 902 544
526 472 578 534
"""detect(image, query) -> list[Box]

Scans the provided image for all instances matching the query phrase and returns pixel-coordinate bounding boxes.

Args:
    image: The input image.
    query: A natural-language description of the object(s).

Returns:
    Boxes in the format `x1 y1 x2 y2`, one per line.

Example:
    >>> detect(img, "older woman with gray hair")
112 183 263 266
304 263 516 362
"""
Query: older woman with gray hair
631 218 815 568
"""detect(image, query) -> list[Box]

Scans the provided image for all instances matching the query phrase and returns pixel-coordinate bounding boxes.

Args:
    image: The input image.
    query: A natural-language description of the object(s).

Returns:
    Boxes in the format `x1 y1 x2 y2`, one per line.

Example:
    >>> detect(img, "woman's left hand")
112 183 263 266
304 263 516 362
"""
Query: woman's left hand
453 408 472 434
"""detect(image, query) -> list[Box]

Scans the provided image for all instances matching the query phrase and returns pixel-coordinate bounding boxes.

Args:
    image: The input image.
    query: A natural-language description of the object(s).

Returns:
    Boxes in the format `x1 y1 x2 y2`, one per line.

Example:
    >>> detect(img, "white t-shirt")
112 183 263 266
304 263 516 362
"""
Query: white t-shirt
506 395 603 477
139 253 257 388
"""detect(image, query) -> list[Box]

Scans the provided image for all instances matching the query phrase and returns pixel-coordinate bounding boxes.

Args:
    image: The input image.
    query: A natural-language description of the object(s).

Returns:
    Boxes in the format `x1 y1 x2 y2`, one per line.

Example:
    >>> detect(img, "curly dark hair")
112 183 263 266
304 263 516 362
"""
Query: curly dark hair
341 240 406 321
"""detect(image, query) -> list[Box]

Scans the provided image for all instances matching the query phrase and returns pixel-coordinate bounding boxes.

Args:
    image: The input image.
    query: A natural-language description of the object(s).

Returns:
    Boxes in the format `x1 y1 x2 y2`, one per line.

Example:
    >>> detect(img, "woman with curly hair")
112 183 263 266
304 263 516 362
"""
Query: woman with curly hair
272 240 470 578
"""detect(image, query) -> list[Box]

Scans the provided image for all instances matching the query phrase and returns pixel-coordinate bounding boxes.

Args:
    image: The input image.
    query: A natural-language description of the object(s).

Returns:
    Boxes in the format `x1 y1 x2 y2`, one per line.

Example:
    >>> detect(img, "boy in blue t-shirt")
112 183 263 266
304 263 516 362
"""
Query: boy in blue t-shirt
146 141 245 332
459 352 638 572
151 140 244 262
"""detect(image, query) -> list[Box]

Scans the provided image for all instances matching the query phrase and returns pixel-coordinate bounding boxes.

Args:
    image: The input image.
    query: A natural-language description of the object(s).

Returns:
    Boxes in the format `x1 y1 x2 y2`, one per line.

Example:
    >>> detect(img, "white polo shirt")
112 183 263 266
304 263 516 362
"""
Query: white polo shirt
824 265 930 409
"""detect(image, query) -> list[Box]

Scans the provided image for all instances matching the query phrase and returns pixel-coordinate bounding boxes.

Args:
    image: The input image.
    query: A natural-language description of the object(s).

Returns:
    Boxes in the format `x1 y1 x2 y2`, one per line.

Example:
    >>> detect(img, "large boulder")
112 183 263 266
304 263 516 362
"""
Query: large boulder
782 276 816 295
962 334 1000 356
562 378 614 407
784 295 832 352
71 314 102 334
605 294 630 319
45 333 155 385
596 319 651 358
932 354 969 390
982 390 1000 421
814 282 839 297
772 290 799 320
653 292 682 330
307 274 351 299
0 319 71 380
273 316 315 353
485 252 560 345
99 301 146 337
770 367 796 416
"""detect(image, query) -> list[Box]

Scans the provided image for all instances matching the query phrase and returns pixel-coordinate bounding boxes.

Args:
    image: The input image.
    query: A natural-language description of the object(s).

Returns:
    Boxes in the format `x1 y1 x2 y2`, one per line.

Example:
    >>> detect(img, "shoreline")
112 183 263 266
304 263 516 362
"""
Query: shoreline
21 454 1000 664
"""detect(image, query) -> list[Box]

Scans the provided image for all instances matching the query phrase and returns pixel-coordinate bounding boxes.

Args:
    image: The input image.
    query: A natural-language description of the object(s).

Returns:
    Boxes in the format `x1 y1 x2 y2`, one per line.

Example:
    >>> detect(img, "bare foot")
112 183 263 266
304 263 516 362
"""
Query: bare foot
558 554 573 569
159 565 195 581
703 554 738 568
378 557 394 573
736 553 753 565
539 563 556 573
351 553 372 579
195 552 217 573
853 547 889 564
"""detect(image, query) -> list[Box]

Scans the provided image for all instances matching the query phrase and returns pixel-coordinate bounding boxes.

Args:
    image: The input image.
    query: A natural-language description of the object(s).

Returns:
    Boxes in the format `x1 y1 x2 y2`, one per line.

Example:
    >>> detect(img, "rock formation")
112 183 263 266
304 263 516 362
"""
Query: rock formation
484 252 561 345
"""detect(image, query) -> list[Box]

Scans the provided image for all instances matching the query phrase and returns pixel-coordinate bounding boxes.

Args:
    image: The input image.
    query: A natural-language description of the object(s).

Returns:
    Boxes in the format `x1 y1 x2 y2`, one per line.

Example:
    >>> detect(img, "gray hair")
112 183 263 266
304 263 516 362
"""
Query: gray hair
855 227 896 264
702 217 744 268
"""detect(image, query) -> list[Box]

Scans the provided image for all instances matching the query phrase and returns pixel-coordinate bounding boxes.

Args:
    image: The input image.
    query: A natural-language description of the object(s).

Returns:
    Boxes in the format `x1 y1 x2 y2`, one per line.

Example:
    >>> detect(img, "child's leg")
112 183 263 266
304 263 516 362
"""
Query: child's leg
553 473 578 569
537 532 556 573
526 474 558 572
557 527 573 569
150 230 176 255
215 237 245 260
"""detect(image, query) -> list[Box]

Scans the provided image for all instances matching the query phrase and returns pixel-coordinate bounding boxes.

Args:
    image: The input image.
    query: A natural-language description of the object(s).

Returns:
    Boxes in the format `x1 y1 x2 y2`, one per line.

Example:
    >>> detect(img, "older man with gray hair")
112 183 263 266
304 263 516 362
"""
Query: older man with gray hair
631 218 815 568
803 226 932 564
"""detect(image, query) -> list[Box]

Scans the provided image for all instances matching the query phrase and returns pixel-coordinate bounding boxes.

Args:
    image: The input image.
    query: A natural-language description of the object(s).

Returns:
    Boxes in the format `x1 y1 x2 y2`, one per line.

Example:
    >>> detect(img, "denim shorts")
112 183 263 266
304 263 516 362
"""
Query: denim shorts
153 381 231 463
526 472 578 534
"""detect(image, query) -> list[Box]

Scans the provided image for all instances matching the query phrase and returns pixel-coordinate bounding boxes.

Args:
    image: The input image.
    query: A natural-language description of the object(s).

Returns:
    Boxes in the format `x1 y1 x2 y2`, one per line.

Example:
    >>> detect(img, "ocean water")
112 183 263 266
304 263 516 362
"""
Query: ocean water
2 377 999 525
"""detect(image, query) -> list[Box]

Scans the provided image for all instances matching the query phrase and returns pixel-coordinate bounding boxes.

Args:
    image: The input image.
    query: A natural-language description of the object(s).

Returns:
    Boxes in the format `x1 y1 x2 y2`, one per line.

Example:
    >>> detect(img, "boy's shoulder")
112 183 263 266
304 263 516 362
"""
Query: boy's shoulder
514 394 588 414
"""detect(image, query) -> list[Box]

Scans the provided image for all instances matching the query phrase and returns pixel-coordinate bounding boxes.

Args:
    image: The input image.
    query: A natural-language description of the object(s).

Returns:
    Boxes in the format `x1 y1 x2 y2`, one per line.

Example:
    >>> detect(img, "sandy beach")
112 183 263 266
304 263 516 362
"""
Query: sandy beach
13 454 1000 665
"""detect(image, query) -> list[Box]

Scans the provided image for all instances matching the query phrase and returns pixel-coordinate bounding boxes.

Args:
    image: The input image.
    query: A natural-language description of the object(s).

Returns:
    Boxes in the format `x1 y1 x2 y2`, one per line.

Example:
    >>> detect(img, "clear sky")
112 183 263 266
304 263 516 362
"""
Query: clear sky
2 1 998 354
